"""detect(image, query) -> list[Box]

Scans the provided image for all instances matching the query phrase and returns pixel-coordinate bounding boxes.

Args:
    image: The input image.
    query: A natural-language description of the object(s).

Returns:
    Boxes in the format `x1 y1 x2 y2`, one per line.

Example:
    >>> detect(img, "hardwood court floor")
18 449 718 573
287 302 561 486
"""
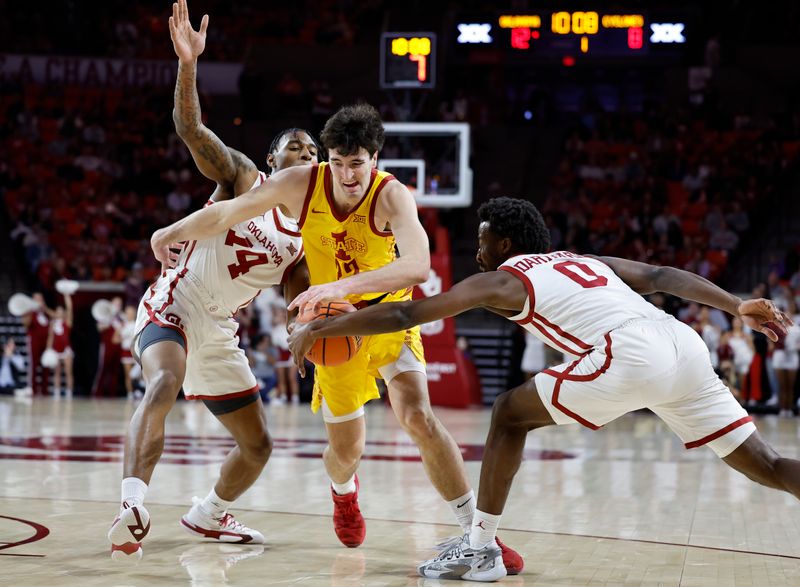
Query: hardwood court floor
2 396 800 586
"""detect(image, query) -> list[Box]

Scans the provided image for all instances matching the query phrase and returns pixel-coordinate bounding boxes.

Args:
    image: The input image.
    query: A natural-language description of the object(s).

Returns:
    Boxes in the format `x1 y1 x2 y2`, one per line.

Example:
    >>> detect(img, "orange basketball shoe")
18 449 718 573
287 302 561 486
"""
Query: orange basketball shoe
496 536 524 575
331 475 365 547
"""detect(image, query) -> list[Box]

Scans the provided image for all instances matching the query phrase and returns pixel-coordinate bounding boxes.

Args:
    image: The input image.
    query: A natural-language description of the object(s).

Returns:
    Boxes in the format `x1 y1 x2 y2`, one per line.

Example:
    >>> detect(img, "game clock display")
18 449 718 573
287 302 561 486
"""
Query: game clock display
455 10 687 61
380 32 437 89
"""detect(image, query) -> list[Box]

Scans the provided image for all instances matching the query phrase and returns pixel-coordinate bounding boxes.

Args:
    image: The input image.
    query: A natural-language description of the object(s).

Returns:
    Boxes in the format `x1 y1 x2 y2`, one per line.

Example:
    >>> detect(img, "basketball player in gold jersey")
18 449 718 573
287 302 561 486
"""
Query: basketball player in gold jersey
151 103 523 572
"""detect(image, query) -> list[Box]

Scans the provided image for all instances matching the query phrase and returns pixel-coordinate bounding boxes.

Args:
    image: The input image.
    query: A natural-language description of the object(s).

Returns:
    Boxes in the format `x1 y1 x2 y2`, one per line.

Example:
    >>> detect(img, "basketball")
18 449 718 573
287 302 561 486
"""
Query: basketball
296 301 362 366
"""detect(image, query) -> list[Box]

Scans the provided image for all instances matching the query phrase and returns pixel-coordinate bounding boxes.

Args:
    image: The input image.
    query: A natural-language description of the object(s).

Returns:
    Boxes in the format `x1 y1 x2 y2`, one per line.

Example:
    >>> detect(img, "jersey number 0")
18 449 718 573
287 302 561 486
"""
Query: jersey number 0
553 260 608 288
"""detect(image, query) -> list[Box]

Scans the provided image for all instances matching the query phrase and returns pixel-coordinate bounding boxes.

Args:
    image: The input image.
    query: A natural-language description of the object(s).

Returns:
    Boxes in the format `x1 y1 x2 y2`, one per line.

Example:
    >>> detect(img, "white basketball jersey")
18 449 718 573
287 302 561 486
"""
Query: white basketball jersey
175 172 304 313
499 251 666 356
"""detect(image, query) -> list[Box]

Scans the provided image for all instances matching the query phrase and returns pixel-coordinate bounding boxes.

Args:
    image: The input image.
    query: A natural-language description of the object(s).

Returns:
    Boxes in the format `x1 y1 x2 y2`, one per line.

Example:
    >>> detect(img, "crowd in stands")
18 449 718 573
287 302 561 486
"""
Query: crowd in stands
0 1 381 62
2 86 203 289
541 105 800 282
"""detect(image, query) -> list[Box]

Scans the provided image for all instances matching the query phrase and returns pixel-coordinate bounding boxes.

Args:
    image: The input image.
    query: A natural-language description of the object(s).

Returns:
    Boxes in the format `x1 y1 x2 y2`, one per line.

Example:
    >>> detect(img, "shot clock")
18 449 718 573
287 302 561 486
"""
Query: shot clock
380 32 437 89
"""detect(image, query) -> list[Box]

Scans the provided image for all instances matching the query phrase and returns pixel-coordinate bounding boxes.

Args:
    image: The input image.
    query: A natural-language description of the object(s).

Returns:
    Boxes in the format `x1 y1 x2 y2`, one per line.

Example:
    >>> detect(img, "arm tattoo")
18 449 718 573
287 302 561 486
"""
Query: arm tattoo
174 60 201 131
173 60 236 183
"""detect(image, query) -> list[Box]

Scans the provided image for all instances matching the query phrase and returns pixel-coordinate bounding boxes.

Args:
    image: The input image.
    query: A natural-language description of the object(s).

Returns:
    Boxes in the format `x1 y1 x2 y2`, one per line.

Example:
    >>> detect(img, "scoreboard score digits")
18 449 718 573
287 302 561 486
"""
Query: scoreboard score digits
457 10 686 60
380 32 437 89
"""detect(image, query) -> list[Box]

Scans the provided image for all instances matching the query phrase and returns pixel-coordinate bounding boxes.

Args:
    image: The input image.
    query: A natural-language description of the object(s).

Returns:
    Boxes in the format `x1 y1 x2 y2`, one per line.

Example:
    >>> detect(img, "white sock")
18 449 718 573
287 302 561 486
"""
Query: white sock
469 510 501 549
121 477 147 508
331 475 356 495
200 488 233 518
447 490 475 532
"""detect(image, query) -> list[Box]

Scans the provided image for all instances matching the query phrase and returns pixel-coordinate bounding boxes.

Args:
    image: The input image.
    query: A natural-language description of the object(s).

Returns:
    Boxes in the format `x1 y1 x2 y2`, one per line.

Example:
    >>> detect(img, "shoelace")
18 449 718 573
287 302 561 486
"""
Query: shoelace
215 513 247 532
334 501 362 528
434 540 467 562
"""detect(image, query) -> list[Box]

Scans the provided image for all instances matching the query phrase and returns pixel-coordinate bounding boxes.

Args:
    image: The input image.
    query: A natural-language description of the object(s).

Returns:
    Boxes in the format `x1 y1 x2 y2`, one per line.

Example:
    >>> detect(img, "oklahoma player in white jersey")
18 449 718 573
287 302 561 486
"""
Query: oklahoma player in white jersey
287 197 796 582
108 1 319 560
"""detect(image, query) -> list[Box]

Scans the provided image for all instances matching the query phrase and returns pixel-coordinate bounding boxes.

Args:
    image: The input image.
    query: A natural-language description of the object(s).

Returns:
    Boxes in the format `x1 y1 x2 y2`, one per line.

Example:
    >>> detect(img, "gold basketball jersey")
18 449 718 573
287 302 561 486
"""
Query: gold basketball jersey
298 162 413 305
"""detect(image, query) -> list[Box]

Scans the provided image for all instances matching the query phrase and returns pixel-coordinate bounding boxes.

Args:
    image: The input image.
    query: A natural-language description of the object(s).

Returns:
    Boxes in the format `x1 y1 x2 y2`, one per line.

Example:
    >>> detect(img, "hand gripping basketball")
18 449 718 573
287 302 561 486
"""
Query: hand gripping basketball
296 301 362 366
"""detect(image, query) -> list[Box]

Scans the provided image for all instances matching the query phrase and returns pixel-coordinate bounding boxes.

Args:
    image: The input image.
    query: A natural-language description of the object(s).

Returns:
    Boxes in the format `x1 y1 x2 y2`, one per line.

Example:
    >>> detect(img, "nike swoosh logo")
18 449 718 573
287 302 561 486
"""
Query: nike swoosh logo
456 499 472 508
311 209 326 214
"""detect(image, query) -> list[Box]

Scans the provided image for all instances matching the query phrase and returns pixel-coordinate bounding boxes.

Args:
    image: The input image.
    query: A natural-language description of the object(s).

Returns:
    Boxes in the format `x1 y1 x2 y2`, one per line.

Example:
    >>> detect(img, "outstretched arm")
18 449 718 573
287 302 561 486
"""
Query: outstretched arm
598 255 793 341
287 182 431 310
288 271 524 376
169 0 257 195
151 165 309 266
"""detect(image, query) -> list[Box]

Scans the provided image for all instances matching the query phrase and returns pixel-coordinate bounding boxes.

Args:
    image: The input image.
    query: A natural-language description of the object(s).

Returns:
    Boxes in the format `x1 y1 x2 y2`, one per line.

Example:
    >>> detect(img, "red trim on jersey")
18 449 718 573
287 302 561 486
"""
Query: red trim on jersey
298 164 318 229
368 174 396 236
498 265 536 322
181 240 198 268
542 333 613 382
533 312 592 351
324 165 376 222
233 291 261 318
145 268 187 315
141 269 189 349
498 264 591 355
541 333 614 430
280 244 305 285
272 208 301 237
184 384 259 401
527 320 586 357
684 416 754 450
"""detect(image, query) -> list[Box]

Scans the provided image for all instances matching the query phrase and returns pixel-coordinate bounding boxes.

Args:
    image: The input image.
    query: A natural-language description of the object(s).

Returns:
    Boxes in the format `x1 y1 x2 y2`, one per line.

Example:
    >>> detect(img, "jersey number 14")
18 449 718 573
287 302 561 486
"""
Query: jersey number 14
225 229 270 279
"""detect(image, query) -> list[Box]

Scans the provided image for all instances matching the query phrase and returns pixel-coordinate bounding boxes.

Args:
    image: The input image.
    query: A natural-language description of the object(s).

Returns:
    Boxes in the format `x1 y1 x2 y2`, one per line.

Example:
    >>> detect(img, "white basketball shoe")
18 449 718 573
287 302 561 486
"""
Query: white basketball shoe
108 501 150 561
180 496 265 544
179 543 265 583
417 533 506 582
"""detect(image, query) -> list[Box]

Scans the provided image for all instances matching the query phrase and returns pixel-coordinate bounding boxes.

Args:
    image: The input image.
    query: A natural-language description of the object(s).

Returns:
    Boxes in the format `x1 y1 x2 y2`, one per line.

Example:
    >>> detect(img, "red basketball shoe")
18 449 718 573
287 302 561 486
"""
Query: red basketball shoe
331 475 366 547
496 536 524 575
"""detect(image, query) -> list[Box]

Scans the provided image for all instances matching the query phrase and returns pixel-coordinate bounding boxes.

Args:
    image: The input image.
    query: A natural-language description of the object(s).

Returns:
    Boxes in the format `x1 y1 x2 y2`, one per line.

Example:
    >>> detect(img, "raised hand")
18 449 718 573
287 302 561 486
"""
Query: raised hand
168 0 209 63
738 298 794 342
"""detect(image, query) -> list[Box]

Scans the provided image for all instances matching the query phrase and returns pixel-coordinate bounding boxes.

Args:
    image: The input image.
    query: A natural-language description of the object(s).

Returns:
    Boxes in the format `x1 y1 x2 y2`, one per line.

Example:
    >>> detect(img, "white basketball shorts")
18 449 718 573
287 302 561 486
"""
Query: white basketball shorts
133 269 257 400
534 317 755 457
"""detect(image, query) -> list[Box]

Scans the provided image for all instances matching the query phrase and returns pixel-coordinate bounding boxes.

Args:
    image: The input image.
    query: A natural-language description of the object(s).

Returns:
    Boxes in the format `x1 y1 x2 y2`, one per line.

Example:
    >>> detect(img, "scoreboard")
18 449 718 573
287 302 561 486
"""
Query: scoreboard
378 11 689 88
455 10 688 62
